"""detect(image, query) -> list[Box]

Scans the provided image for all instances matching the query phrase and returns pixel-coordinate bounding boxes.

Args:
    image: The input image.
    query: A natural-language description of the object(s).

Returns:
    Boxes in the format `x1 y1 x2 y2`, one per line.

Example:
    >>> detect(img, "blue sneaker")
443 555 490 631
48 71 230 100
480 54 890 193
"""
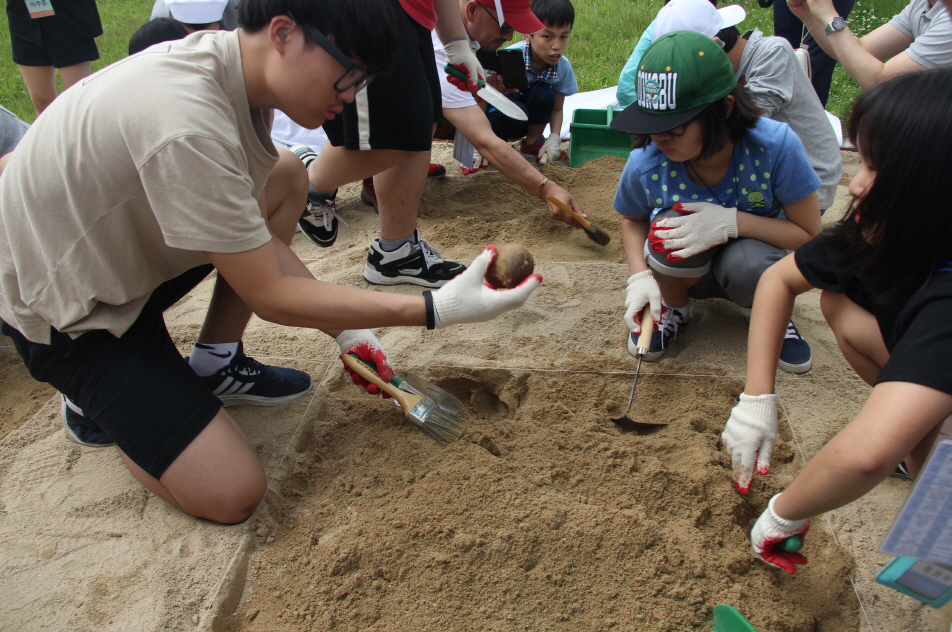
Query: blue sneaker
641 307 686 362
778 320 812 374
201 342 311 407
61 395 114 448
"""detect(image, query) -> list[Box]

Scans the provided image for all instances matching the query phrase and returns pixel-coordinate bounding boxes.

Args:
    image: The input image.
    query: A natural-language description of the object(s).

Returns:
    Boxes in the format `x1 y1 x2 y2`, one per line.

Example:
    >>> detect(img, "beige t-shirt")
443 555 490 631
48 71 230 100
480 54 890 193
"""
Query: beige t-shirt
0 30 277 344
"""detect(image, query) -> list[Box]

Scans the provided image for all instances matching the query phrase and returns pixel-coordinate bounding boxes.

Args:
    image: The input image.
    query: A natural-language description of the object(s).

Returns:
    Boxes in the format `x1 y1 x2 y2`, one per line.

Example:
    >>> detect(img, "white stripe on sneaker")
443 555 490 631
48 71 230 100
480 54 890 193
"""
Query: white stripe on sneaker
213 377 234 396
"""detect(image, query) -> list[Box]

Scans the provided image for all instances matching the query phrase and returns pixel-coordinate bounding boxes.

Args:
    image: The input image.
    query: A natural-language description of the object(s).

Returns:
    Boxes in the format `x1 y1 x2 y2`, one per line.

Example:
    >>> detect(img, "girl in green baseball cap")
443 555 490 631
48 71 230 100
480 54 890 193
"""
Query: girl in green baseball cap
612 30 822 376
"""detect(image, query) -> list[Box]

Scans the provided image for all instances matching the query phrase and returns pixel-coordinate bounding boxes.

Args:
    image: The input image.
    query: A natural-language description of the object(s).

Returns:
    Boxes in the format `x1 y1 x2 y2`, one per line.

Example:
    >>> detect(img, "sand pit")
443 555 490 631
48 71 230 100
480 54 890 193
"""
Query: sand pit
2 147 951 631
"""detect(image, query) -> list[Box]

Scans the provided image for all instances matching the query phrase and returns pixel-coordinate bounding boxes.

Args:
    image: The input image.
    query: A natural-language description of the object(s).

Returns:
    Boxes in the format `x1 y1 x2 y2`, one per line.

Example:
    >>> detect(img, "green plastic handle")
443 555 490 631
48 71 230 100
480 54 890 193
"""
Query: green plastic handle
443 63 485 89
778 535 803 553
346 353 401 387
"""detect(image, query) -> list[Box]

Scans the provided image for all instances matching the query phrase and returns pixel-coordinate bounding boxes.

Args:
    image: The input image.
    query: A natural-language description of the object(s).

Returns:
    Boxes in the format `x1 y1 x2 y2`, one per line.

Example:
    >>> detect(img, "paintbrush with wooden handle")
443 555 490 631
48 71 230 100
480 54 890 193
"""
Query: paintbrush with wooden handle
546 195 611 246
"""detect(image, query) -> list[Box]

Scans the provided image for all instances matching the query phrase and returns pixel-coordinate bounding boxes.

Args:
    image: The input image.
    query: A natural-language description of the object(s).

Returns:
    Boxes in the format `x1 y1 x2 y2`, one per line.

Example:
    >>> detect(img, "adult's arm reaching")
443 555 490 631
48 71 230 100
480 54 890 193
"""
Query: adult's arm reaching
443 104 585 227
787 0 925 88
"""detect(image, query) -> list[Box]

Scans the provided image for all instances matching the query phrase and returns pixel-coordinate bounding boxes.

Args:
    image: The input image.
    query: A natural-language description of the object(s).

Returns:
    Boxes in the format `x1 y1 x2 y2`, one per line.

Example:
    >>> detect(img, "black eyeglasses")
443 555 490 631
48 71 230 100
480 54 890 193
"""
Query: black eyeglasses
481 5 515 34
288 14 372 93
656 115 699 137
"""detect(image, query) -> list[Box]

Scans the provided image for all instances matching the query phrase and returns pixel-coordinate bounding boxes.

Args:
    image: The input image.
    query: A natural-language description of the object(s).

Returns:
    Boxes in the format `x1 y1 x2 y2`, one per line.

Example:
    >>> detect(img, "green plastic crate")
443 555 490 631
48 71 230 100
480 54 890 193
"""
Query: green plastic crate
568 106 633 168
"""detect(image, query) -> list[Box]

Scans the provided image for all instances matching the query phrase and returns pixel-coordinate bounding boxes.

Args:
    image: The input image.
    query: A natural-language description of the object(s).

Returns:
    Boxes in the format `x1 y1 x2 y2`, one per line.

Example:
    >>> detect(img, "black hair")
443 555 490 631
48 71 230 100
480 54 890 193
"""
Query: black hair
530 0 575 28
631 83 762 159
237 0 398 75
716 25 740 54
824 67 952 305
128 18 189 56
181 21 220 31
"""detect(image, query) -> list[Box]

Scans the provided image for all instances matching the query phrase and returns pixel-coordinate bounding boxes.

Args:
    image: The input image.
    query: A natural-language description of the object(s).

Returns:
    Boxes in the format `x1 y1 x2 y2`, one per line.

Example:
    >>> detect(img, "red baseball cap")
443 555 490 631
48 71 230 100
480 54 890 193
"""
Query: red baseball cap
475 0 545 34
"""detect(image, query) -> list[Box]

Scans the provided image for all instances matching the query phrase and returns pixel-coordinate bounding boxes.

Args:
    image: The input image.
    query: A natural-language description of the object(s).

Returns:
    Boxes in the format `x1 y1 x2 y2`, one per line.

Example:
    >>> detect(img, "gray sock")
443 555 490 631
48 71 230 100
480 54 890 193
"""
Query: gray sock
378 234 417 252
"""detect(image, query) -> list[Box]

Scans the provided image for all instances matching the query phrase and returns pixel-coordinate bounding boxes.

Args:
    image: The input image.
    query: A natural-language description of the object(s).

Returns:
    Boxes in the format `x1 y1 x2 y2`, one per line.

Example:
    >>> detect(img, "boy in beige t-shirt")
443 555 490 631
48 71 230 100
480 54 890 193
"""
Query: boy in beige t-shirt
0 0 540 524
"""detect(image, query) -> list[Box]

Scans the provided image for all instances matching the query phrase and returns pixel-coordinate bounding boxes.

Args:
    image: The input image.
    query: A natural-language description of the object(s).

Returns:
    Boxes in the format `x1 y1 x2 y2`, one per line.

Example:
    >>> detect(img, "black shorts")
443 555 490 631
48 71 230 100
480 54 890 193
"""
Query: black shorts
1 265 221 479
322 0 443 152
11 16 99 67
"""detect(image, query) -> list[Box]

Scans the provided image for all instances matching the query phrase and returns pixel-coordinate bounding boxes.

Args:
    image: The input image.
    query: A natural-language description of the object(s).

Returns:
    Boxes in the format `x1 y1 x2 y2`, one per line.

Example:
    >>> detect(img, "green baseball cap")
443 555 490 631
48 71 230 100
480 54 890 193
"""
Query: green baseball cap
610 30 737 135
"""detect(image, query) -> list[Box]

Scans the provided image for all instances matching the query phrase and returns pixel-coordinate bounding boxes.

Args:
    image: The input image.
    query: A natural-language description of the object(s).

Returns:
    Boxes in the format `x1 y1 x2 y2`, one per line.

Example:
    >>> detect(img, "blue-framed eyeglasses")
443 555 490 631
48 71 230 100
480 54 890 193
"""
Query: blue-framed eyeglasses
288 14 372 93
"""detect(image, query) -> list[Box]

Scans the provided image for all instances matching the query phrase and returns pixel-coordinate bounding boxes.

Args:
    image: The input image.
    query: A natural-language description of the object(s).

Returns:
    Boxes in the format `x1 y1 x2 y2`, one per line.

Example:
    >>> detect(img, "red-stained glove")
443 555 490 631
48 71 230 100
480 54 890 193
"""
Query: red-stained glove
624 270 662 334
647 225 675 253
649 202 738 261
335 330 393 398
428 246 542 328
444 40 486 95
722 393 778 495
749 494 810 574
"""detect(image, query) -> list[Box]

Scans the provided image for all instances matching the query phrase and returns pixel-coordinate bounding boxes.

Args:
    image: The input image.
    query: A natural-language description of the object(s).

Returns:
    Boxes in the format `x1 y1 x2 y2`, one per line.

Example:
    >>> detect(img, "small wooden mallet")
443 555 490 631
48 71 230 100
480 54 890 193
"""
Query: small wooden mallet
546 195 611 246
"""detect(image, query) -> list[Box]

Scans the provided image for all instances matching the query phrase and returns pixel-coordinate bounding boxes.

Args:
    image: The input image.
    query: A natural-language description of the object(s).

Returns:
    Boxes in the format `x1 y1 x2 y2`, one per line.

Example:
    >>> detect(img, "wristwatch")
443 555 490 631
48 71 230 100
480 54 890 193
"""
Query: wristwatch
824 16 847 36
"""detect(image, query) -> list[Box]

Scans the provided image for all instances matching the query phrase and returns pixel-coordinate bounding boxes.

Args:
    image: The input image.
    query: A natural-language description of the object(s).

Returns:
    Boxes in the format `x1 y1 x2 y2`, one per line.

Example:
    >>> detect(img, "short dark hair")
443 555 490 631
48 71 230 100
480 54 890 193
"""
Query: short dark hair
237 0 398 75
530 0 574 28
181 21 220 31
631 83 762 159
128 18 189 56
716 25 740 54
824 67 952 305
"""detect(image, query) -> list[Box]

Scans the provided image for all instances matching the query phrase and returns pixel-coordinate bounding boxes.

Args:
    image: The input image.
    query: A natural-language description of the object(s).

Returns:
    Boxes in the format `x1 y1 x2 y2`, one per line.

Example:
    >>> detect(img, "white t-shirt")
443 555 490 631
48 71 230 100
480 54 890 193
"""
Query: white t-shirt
431 30 480 109
271 110 328 153
0 31 276 344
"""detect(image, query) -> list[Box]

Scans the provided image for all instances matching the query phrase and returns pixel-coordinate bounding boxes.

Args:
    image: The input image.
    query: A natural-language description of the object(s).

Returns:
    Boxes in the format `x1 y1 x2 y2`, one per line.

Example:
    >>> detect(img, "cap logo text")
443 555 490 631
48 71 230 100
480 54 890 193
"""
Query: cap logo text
638 71 678 111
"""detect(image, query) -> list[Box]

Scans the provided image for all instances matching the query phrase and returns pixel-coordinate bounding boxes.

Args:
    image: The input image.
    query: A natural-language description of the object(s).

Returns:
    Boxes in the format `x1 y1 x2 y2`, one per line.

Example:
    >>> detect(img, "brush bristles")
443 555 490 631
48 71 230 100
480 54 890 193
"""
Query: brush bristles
586 223 612 246
417 407 467 447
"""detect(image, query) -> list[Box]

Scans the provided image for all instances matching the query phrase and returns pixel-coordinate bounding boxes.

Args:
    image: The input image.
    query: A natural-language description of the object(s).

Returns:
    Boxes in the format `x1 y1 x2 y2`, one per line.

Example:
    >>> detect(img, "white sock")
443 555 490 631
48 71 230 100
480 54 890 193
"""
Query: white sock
666 303 690 321
188 342 240 376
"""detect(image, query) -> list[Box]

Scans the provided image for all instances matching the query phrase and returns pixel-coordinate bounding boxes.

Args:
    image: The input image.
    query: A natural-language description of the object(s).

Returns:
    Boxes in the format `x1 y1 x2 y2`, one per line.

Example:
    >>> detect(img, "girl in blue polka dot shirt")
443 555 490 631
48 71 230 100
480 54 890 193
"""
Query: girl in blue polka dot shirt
611 32 821 372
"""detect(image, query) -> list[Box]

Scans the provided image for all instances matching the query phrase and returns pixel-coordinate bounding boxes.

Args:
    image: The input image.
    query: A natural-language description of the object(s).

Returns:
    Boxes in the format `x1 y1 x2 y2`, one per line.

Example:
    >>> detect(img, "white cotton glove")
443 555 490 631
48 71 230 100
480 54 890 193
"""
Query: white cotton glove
444 39 486 95
624 270 662 333
749 494 810 574
648 201 738 261
428 246 542 328
539 133 562 164
722 393 778 494
335 330 393 397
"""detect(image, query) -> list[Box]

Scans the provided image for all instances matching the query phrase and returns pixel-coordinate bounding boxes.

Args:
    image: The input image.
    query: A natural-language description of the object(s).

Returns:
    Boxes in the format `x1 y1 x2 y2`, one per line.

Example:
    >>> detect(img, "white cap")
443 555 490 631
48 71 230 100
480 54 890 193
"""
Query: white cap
166 0 227 24
652 0 746 42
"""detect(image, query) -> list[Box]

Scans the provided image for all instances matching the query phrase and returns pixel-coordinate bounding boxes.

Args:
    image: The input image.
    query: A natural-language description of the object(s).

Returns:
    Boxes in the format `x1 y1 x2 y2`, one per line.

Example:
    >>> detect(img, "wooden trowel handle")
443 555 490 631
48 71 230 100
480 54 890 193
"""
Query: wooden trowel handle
635 308 654 354
546 195 592 229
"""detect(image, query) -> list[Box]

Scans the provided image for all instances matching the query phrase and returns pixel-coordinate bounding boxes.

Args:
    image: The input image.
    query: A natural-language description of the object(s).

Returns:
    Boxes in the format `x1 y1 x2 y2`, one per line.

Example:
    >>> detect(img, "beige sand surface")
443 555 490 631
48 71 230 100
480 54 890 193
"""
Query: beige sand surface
1 147 950 631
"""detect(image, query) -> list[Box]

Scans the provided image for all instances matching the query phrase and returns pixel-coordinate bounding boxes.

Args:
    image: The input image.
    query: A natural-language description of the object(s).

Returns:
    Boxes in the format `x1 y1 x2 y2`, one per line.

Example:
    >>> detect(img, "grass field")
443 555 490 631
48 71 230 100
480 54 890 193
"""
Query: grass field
0 0 908 124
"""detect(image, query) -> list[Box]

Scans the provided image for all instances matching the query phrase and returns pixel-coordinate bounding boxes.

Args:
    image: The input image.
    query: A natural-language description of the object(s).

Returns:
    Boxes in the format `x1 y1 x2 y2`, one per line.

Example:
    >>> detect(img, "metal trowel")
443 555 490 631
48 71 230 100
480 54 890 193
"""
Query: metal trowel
443 65 529 121
398 373 464 415
611 309 669 434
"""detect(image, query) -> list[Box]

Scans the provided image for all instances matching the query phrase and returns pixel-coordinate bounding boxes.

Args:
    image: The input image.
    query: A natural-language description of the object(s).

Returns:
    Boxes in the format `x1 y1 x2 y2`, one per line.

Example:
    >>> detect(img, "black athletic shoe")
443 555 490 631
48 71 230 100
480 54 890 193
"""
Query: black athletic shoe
890 461 914 482
363 230 465 288
201 342 312 407
61 395 114 448
298 185 341 247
